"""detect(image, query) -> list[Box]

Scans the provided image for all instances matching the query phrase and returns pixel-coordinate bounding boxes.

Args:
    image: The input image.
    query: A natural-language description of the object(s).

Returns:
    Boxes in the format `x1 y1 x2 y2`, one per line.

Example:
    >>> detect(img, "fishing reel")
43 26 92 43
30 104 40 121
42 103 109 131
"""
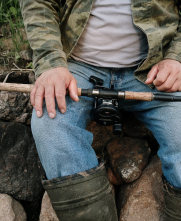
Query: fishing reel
89 76 122 135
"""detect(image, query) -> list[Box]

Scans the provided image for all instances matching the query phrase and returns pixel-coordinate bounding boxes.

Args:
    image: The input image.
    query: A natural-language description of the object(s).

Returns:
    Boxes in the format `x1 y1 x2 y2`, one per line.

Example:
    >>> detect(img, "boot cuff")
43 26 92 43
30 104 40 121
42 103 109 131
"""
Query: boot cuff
163 175 181 198
42 160 105 187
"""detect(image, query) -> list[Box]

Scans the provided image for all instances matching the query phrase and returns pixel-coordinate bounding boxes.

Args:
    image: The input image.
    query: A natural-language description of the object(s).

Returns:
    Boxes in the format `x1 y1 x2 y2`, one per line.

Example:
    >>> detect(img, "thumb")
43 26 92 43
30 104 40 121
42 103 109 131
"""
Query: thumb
145 65 158 84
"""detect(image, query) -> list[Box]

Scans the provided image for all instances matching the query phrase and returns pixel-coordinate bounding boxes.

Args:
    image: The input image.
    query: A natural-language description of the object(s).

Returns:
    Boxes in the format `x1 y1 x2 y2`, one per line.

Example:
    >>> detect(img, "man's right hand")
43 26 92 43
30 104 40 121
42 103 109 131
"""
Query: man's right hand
30 67 79 118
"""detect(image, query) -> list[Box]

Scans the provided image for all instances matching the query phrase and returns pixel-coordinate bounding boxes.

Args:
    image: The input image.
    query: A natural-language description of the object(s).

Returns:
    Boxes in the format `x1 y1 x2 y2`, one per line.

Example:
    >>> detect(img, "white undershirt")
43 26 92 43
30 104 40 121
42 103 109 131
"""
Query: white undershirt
71 0 148 68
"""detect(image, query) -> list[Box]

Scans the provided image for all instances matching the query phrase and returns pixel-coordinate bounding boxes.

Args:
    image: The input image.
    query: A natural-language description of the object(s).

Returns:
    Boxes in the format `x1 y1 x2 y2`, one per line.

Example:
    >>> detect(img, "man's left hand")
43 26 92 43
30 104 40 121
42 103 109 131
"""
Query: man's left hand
145 59 181 92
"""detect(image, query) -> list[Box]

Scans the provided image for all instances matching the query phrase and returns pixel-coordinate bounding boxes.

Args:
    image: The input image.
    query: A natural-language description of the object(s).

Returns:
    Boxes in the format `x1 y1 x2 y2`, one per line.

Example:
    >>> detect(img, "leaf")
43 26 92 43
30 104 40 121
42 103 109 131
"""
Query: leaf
26 62 33 69
10 6 17 15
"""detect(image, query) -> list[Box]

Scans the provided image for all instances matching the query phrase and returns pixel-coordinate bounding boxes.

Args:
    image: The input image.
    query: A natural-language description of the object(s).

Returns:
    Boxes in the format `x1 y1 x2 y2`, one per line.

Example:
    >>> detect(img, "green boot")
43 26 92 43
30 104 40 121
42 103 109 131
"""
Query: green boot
42 161 118 221
163 177 181 221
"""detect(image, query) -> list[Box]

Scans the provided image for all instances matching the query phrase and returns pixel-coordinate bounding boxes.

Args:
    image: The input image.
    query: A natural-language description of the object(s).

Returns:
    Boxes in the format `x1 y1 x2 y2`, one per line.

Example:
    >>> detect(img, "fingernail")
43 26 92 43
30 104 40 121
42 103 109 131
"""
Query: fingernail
36 111 41 118
49 112 55 118
61 109 65 114
145 78 150 83
75 95 79 101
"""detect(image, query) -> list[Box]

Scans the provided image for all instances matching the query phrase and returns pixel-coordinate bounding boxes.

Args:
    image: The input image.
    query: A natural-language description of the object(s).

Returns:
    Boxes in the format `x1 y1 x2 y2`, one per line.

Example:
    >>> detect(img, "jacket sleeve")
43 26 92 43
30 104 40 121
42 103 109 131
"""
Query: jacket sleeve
19 0 68 79
164 3 181 62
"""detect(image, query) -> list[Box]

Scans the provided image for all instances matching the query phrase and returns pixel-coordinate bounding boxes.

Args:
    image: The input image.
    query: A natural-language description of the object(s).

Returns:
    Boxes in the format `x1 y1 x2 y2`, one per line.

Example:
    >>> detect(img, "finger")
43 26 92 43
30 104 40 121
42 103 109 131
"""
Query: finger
145 65 158 84
153 67 170 87
30 84 37 107
55 81 66 114
68 77 79 102
165 80 181 93
45 83 56 118
34 85 45 117
156 72 178 92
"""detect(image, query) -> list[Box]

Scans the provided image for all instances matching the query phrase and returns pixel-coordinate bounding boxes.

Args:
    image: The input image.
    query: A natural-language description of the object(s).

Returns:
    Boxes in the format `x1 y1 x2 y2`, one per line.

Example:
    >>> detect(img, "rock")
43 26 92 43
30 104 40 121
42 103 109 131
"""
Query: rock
122 111 151 138
39 192 59 221
0 121 45 201
0 70 33 124
107 137 151 183
0 194 26 221
107 167 123 185
20 50 33 61
28 71 35 84
86 121 117 154
0 91 32 124
117 155 164 221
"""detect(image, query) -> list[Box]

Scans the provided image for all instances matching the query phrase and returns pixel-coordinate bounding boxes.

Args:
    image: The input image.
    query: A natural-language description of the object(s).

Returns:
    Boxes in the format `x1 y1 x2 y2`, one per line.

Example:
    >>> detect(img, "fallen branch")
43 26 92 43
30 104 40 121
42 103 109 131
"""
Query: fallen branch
3 72 13 83
13 63 22 72
11 68 34 72
0 82 34 93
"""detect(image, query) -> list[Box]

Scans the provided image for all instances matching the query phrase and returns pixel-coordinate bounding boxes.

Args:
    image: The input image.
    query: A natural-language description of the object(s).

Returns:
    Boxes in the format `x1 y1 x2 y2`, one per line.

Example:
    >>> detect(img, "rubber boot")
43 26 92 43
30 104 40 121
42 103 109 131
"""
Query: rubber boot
42 161 118 221
163 176 181 221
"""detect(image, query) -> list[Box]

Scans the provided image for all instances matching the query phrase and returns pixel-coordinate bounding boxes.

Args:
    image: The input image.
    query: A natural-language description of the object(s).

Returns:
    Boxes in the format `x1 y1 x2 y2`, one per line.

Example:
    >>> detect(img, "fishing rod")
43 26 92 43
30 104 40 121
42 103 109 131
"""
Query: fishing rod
0 77 181 134
0 82 181 102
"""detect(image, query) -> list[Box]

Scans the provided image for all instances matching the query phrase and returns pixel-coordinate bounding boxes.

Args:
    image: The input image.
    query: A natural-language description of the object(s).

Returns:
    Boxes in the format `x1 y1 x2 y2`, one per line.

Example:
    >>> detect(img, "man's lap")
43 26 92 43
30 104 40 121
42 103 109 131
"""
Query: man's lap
31 59 181 188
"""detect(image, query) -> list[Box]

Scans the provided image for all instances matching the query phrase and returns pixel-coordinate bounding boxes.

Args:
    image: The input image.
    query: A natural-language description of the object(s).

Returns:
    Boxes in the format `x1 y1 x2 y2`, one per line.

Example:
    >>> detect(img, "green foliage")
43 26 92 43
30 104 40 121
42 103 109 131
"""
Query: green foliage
0 0 29 54
26 62 33 69
0 0 23 26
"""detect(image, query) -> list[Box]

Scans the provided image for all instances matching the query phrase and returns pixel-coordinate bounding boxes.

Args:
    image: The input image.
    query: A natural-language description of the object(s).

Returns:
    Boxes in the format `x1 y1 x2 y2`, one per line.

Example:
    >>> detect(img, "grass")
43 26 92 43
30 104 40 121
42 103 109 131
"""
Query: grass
0 0 23 26
0 0 30 68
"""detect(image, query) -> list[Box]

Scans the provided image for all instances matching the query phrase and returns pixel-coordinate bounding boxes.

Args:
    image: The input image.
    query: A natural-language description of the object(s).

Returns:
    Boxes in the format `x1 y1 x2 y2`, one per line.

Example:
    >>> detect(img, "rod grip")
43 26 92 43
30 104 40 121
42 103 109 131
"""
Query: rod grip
125 91 153 101
78 88 82 96
66 88 82 96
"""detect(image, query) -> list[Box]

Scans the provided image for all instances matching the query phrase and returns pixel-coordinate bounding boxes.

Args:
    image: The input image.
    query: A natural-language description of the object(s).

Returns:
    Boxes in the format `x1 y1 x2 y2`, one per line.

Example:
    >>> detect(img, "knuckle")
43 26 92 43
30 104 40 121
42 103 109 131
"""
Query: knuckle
45 91 53 99
164 64 171 70
30 90 35 96
156 77 164 84
56 92 65 99
170 87 177 92
163 84 171 91
47 77 55 85
35 93 43 99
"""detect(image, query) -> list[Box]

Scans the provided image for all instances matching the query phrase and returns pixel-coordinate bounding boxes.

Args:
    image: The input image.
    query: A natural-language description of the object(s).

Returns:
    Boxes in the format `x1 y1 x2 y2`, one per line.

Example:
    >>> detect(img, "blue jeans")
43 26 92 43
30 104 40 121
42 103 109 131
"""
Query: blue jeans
31 59 181 189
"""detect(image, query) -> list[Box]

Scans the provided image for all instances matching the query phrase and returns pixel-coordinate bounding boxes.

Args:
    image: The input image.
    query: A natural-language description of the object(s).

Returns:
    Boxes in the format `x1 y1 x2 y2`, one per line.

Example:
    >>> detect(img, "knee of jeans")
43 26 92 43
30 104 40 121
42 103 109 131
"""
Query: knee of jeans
31 109 50 138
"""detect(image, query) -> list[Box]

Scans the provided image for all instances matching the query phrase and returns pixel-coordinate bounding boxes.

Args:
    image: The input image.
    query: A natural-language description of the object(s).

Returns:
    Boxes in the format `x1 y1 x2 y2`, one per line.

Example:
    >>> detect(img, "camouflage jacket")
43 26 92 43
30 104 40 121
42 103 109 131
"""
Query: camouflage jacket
20 0 181 86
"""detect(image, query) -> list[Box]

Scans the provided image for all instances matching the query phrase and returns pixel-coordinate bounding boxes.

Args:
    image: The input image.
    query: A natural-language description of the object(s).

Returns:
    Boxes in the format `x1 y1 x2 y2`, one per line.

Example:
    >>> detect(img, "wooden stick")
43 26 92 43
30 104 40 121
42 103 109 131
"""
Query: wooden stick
0 82 82 95
13 63 22 72
3 73 10 83
0 82 34 93
11 69 34 72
